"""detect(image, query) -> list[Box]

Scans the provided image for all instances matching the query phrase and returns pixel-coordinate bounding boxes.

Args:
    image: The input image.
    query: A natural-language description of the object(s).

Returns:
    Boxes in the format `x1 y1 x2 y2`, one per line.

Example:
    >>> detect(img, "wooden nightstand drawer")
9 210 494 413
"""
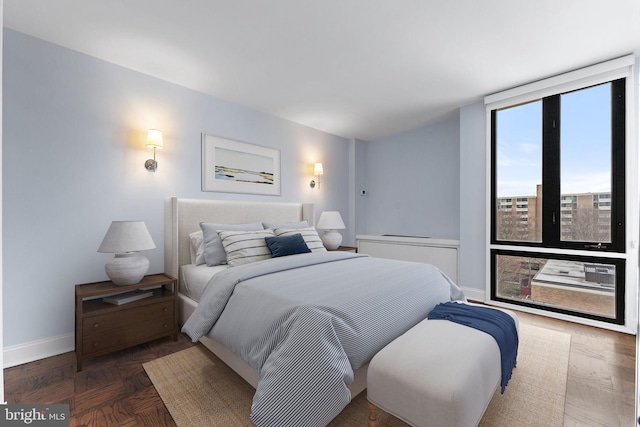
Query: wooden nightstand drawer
75 274 178 371
82 300 174 336
82 314 175 357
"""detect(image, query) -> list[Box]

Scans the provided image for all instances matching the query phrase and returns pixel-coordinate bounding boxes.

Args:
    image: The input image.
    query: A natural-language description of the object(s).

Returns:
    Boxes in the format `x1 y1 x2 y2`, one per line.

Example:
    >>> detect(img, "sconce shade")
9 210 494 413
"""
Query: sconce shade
317 211 345 250
310 162 324 188
146 129 164 149
98 221 156 285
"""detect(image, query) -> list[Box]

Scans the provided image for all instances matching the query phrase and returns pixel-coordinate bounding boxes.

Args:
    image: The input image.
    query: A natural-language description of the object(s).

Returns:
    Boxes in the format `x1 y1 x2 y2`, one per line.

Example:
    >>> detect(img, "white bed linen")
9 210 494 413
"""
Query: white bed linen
180 263 227 302
183 252 464 427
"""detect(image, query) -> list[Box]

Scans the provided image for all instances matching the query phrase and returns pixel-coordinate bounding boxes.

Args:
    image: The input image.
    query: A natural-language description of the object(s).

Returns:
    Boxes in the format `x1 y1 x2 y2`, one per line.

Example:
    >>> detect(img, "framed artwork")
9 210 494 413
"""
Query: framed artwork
201 134 281 195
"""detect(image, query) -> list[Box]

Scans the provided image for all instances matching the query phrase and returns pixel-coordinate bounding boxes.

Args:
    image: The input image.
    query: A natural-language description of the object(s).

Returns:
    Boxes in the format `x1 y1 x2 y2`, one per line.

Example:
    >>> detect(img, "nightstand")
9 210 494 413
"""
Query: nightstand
75 273 178 371
336 246 358 253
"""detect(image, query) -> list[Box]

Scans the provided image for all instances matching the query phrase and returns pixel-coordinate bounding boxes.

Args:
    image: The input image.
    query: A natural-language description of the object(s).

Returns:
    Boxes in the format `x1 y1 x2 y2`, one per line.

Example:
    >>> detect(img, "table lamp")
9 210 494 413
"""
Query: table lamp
97 221 156 285
316 211 346 250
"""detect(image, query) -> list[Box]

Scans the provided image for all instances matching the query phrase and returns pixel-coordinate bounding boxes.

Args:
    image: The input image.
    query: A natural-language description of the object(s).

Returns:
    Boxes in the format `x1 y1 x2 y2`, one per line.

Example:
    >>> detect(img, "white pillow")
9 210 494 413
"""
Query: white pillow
218 229 275 267
273 227 327 253
200 222 264 266
189 230 205 265
262 220 308 229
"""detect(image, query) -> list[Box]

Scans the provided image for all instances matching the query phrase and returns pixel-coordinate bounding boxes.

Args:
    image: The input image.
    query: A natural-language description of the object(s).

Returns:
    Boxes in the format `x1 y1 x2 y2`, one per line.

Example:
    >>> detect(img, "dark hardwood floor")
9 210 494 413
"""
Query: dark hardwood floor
4 334 196 427
4 311 636 427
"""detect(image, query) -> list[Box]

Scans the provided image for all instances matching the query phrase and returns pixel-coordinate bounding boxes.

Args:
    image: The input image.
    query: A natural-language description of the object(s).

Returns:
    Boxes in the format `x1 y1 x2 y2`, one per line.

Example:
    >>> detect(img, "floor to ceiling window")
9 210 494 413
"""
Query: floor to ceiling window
485 56 636 328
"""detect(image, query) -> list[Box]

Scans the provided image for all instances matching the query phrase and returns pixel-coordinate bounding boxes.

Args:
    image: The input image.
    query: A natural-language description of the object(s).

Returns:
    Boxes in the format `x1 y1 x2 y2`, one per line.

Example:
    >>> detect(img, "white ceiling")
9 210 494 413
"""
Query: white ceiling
4 0 640 141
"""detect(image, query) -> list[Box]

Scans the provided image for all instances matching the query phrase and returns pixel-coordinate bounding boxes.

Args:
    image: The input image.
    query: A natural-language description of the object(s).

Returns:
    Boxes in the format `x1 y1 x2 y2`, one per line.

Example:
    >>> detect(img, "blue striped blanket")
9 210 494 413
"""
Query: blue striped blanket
183 252 465 427
428 302 518 393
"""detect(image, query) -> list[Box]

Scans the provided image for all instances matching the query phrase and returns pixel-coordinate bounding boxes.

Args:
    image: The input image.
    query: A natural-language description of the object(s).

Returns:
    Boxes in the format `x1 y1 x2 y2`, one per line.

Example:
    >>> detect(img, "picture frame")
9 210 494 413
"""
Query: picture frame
201 134 281 195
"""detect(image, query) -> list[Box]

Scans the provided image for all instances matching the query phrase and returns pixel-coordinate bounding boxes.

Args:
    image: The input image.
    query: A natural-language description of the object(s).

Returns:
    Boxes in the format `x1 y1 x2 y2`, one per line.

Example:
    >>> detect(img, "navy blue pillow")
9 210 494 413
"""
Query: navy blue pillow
265 233 311 258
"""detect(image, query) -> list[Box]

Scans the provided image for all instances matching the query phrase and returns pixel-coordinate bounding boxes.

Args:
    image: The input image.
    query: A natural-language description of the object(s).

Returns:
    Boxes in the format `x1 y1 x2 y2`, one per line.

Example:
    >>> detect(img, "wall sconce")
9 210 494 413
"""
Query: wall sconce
144 129 163 172
310 162 323 188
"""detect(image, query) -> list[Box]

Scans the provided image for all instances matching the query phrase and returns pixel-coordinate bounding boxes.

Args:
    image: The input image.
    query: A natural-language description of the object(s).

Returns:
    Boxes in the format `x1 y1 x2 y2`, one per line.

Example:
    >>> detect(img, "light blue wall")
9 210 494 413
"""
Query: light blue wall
353 138 368 238
2 29 350 348
361 117 460 239
459 101 486 293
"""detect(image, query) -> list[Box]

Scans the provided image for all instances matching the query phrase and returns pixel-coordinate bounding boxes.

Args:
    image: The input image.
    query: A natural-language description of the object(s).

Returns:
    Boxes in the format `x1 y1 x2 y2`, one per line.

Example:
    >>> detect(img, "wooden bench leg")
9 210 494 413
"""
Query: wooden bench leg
368 401 378 427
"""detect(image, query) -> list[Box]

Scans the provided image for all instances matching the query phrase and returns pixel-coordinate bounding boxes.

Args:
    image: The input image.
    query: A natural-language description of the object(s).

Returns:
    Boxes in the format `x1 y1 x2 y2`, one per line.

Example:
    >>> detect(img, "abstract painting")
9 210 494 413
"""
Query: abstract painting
202 134 281 195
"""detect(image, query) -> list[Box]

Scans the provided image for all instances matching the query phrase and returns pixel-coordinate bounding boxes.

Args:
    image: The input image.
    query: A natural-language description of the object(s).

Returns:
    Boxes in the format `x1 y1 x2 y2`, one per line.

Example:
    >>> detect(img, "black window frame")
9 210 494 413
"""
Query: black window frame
490 249 625 325
490 78 626 253
490 77 626 326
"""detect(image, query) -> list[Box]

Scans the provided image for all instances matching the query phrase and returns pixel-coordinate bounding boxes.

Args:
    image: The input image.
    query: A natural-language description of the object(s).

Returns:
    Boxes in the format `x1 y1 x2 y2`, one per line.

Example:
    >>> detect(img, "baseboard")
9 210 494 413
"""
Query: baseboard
460 286 486 303
3 333 74 369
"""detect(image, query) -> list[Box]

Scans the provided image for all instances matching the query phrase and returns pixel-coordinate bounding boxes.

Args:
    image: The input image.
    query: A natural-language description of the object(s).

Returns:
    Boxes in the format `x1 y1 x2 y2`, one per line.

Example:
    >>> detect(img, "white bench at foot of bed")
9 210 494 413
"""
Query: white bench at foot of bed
367 307 517 427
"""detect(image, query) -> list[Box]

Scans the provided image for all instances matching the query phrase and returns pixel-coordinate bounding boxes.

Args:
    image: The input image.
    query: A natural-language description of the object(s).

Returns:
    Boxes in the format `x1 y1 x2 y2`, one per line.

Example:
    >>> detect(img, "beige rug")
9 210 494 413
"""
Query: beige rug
144 323 570 426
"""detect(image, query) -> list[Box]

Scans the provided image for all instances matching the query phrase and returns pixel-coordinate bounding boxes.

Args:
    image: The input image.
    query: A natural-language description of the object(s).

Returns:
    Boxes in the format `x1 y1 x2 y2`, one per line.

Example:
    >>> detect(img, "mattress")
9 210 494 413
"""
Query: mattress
179 263 227 302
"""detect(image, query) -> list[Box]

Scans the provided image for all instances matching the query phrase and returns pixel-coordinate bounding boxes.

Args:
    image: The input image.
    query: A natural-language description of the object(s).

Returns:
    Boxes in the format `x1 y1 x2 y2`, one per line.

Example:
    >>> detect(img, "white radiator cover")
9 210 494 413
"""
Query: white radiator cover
356 235 459 284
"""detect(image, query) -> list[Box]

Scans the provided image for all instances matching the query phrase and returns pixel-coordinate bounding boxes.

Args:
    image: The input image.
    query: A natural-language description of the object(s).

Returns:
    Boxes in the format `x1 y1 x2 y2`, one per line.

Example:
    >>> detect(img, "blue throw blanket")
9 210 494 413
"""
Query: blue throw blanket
428 302 518 393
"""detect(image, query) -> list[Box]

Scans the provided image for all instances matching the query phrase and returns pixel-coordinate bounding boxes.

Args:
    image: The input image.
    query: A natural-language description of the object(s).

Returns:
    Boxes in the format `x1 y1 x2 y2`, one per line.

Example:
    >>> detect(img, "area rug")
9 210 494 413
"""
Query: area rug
143 323 570 426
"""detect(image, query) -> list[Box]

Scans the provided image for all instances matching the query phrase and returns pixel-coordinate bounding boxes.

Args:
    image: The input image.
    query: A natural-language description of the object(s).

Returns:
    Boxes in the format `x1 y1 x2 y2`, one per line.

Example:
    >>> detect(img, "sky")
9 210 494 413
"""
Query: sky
496 82 612 198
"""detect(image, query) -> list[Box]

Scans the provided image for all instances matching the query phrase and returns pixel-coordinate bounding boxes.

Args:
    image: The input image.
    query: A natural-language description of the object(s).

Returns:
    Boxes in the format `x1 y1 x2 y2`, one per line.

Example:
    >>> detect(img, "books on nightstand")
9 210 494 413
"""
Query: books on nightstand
103 289 154 305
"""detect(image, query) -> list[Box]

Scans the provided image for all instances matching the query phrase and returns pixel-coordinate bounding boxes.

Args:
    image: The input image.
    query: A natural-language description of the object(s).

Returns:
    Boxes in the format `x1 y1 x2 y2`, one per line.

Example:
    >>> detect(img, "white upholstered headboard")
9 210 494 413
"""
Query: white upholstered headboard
164 197 314 283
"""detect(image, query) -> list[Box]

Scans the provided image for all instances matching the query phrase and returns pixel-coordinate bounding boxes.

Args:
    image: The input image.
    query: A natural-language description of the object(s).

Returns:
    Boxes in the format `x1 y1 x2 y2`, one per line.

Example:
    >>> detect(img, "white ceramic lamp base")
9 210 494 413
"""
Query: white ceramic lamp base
320 230 343 250
105 252 150 285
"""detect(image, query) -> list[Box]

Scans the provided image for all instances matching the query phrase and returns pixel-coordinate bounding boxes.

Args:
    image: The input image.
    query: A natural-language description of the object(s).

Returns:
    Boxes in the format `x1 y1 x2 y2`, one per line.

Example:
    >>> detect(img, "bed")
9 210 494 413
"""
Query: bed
164 197 465 427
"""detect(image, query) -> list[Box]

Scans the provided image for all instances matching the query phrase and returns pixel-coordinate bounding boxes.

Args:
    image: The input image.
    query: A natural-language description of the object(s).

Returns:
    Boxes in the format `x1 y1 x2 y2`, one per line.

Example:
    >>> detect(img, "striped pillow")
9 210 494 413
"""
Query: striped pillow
218 229 275 267
273 227 327 253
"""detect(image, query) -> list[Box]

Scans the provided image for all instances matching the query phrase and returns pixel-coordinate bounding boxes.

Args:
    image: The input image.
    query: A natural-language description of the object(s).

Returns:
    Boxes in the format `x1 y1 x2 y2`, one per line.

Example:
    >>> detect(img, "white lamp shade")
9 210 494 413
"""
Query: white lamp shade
98 221 156 253
314 162 324 175
146 129 163 149
316 211 345 230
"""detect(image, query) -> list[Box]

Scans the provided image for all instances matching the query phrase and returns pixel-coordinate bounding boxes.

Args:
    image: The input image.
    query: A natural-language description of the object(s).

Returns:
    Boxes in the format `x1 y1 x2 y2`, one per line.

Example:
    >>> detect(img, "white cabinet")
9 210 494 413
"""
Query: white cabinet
356 235 459 283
